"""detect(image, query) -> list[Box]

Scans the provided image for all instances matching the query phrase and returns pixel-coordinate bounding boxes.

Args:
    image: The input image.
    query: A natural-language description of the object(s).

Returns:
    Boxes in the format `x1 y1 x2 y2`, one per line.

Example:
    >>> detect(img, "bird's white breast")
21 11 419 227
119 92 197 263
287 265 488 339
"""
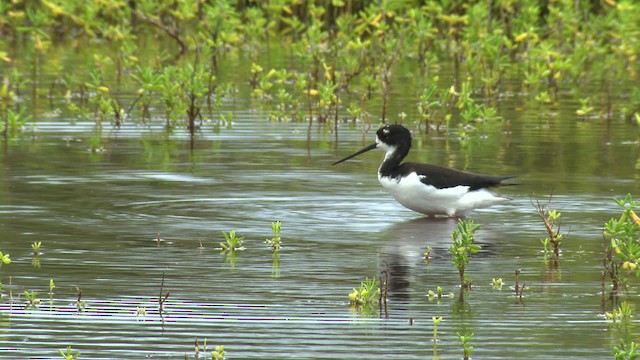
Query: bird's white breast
378 172 508 217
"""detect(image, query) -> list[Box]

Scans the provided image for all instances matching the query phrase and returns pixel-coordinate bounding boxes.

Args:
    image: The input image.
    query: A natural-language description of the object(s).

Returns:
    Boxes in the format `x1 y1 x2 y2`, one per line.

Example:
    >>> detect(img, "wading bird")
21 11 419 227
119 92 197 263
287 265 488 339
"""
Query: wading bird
333 124 514 217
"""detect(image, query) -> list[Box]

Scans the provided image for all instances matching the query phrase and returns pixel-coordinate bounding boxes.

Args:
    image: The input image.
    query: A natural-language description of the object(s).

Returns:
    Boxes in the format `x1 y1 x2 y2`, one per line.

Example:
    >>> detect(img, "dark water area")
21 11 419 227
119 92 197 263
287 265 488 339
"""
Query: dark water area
1 42 640 358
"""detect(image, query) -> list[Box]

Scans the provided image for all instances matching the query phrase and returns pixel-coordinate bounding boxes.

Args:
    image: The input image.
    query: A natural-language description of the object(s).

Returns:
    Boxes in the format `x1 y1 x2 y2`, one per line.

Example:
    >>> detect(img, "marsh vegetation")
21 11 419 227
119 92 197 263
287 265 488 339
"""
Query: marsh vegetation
1 1 640 358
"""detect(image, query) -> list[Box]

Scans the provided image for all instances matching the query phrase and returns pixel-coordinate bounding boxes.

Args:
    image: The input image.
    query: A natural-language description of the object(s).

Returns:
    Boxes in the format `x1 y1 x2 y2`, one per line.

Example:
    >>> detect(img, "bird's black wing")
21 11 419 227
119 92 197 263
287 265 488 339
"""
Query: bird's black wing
396 163 515 190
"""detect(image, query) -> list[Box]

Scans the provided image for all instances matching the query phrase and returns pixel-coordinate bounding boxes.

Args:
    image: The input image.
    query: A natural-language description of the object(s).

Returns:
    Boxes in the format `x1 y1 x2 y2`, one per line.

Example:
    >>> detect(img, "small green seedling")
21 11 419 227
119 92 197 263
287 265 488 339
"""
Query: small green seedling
31 241 42 255
457 332 474 360
576 97 594 117
534 200 565 260
432 316 443 345
58 345 80 360
423 246 432 262
427 286 454 301
449 219 481 288
0 251 10 266
212 345 225 360
49 279 55 305
492 278 504 290
613 339 640 360
432 316 443 358
220 230 245 252
348 277 380 307
606 301 634 323
265 221 282 251
24 291 40 310
428 286 444 299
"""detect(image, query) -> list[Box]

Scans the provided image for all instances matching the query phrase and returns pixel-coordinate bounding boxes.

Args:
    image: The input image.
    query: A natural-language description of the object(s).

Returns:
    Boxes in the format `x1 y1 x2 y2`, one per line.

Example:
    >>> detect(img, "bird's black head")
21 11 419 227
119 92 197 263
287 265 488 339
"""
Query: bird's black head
332 124 412 166
376 124 412 150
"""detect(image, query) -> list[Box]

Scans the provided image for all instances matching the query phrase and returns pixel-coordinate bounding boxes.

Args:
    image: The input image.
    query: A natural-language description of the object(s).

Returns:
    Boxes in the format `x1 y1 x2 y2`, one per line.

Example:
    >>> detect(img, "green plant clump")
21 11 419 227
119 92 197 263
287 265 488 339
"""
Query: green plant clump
606 301 634 323
220 230 245 252
449 219 481 288
603 194 640 293
348 276 380 308
24 290 40 310
457 332 474 360
0 251 10 266
59 345 80 360
614 339 640 360
265 221 282 251
212 345 225 360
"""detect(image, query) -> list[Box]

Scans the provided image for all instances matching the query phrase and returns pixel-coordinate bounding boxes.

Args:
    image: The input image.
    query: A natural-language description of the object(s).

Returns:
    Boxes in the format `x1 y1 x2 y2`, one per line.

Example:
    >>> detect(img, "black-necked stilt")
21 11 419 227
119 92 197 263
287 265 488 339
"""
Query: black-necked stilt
333 124 514 217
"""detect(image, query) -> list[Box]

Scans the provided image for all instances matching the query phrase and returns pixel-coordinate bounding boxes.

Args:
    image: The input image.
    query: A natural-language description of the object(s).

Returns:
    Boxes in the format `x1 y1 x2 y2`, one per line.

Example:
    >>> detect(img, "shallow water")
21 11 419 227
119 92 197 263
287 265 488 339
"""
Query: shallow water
1 47 640 358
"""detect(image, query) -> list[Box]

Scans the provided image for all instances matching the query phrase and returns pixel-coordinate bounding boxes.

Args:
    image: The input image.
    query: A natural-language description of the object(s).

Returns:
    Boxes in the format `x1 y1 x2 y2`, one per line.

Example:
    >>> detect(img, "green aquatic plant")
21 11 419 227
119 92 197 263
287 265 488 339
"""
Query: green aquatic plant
622 88 640 122
0 251 10 266
492 278 504 290
427 286 454 302
85 69 112 125
24 290 40 310
130 65 162 122
49 279 55 306
0 67 31 138
428 286 442 300
89 131 104 153
576 97 595 117
432 316 443 355
195 337 227 359
220 230 244 267
265 221 282 252
449 219 481 288
158 66 188 128
348 276 380 308
1 108 31 139
417 82 455 132
606 301 634 323
220 230 245 252
455 78 500 124
614 339 640 360
603 194 640 293
58 345 80 360
183 64 210 134
457 332 474 360
211 345 226 360
534 91 552 104
533 199 565 262
31 241 42 255
423 245 432 262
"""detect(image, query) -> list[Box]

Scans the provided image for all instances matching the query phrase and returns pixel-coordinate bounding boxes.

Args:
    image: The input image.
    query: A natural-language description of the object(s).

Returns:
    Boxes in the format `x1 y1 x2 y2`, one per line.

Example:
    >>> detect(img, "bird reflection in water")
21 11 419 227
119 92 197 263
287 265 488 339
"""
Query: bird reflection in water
377 217 498 304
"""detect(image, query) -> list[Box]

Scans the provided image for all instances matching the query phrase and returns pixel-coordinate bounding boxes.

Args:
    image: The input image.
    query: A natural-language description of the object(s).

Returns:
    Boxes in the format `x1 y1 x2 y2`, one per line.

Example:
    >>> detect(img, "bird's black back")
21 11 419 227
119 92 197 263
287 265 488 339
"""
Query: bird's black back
388 162 514 190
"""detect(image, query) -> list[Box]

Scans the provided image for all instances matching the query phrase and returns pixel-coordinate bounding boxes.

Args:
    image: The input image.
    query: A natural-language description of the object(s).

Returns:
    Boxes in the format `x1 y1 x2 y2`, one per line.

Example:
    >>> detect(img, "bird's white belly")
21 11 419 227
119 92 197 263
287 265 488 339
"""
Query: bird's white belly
378 172 508 217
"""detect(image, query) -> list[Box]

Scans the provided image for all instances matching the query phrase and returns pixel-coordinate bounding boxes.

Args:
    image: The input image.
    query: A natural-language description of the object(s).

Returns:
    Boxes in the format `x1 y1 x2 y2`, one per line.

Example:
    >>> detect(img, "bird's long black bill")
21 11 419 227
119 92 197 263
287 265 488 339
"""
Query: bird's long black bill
332 143 377 165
